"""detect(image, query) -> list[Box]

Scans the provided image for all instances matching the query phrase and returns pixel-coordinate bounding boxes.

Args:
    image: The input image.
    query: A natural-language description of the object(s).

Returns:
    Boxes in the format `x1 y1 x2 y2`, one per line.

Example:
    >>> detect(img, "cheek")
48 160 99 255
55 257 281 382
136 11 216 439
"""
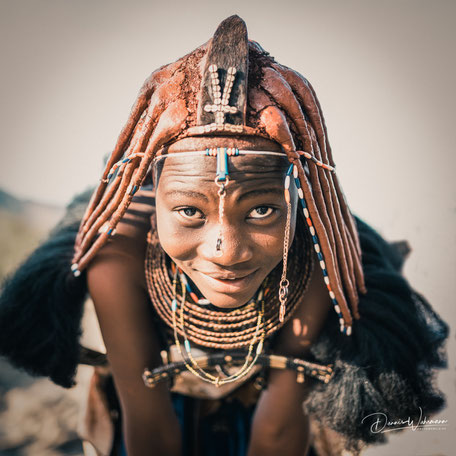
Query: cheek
250 229 285 268
155 203 198 261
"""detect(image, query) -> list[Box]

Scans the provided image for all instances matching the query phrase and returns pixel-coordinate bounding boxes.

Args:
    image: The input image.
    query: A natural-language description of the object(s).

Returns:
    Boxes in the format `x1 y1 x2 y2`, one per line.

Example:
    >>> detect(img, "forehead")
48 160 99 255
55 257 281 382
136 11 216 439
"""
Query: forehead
155 153 290 187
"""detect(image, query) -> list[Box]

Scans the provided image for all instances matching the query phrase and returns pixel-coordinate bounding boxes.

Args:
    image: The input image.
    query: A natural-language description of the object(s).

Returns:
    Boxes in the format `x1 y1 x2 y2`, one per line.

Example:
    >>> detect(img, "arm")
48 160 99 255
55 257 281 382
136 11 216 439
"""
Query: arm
86 196 181 456
247 261 332 456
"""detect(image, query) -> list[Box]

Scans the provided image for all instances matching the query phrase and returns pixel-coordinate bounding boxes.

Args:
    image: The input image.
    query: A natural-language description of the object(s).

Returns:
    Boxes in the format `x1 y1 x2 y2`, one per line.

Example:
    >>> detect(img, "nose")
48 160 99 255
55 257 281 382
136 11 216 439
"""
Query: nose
199 222 253 266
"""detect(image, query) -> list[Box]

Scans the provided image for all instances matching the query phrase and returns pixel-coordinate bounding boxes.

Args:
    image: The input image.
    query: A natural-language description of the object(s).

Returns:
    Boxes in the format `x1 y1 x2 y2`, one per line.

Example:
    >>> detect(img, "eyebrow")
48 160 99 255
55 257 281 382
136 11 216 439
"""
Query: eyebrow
164 187 284 203
238 187 284 202
164 190 209 202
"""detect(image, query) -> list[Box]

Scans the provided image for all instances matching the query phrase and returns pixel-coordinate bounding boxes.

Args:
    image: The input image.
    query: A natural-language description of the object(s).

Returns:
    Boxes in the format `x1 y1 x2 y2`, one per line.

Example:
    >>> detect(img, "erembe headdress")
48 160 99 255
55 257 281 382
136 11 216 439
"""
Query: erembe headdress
72 16 366 384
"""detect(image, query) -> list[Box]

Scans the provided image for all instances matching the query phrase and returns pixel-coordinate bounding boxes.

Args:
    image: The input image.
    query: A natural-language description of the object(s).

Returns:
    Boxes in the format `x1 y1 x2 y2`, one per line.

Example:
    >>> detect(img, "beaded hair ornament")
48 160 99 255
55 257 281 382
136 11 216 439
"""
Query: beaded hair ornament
72 16 366 341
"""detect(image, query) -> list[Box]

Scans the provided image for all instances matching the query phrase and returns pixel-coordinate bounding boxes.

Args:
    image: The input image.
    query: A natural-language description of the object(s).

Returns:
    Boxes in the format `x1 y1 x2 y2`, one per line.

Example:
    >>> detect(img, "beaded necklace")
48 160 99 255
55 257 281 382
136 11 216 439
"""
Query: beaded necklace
171 266 266 386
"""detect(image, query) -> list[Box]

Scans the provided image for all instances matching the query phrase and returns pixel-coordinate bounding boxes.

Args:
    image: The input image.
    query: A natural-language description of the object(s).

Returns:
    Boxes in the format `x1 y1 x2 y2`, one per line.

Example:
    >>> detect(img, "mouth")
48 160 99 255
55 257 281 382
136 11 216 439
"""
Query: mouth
195 269 258 294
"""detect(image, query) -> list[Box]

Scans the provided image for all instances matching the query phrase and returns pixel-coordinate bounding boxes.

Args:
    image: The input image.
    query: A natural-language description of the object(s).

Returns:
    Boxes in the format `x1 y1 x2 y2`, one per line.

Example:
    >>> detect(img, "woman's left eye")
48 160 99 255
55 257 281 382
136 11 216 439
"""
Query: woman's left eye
248 206 275 219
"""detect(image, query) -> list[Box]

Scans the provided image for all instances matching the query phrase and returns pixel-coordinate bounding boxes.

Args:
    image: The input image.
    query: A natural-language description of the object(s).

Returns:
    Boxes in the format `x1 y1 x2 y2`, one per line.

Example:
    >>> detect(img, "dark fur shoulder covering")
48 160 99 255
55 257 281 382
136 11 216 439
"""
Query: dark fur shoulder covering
305 218 449 451
0 191 91 388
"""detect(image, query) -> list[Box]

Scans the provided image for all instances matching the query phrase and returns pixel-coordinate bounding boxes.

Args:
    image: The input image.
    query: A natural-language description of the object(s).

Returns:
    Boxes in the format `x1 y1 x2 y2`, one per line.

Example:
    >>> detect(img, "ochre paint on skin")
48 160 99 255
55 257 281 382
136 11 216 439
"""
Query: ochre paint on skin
155 151 298 309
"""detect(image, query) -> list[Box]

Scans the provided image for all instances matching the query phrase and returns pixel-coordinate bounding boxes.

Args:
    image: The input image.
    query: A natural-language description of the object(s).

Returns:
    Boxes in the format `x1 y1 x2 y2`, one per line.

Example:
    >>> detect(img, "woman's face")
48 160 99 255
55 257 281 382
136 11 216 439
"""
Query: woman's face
155 137 298 309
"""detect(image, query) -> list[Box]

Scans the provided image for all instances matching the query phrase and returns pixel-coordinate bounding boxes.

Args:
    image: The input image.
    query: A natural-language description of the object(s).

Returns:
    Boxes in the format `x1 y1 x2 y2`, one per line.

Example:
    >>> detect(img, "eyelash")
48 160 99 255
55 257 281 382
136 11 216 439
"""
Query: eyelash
176 205 276 221
177 207 205 220
248 206 275 219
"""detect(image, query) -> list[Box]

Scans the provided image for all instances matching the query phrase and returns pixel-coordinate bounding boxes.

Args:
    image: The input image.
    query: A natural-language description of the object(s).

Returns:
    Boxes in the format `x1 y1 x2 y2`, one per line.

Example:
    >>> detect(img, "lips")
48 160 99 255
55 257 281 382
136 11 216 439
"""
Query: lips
195 269 258 294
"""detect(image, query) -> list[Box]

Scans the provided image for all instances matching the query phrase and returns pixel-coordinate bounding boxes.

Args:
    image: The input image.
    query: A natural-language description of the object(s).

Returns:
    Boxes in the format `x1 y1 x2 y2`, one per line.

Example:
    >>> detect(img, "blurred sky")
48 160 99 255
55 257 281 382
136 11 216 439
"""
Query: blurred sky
1 1 455 454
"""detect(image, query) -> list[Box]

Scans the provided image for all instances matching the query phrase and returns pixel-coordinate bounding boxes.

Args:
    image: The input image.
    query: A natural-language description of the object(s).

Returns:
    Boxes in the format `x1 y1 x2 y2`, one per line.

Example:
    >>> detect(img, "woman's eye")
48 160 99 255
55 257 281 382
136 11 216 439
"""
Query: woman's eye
177 207 204 219
248 206 275 219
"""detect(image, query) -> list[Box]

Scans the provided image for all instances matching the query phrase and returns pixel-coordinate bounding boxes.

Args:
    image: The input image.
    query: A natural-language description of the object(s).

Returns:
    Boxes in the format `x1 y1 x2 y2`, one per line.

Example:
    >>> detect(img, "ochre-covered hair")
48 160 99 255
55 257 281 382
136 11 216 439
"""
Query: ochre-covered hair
73 18 366 329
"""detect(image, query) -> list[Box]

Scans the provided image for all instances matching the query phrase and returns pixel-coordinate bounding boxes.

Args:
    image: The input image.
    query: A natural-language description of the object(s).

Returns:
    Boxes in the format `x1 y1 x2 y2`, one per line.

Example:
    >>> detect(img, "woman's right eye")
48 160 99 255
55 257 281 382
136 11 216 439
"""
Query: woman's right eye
176 207 204 220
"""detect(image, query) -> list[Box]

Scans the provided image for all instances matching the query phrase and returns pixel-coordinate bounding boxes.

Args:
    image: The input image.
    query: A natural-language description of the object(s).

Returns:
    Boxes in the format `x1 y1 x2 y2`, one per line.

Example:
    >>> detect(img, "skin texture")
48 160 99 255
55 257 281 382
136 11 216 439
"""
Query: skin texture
87 137 333 456
155 153 297 309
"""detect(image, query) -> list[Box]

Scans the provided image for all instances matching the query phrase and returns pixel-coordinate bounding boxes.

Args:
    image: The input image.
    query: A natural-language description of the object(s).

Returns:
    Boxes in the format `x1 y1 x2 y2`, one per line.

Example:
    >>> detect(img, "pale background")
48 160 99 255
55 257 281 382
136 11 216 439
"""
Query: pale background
0 0 454 455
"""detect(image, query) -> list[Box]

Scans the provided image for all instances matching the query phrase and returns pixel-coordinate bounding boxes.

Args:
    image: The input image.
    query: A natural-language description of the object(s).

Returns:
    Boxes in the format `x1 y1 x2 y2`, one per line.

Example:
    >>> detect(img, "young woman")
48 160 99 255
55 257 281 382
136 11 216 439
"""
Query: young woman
0 15 448 456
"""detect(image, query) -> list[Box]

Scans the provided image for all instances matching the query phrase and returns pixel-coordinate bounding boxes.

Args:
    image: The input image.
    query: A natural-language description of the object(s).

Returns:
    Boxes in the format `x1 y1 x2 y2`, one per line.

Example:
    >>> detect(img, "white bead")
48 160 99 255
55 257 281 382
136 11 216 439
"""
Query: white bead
334 304 341 313
340 325 345 333
256 340 264 355
346 326 352 336
284 175 290 189
303 208 309 218
329 291 336 299
324 276 330 285
74 270 81 277
209 64 218 72
298 188 304 199
309 226 315 236
228 67 236 75
293 165 298 178
339 318 344 325
320 260 326 269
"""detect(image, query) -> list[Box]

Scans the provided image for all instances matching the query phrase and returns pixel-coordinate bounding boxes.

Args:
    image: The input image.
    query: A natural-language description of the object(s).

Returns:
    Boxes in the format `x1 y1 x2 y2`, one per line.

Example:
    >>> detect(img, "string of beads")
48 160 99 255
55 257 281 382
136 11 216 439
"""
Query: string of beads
287 163 351 335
